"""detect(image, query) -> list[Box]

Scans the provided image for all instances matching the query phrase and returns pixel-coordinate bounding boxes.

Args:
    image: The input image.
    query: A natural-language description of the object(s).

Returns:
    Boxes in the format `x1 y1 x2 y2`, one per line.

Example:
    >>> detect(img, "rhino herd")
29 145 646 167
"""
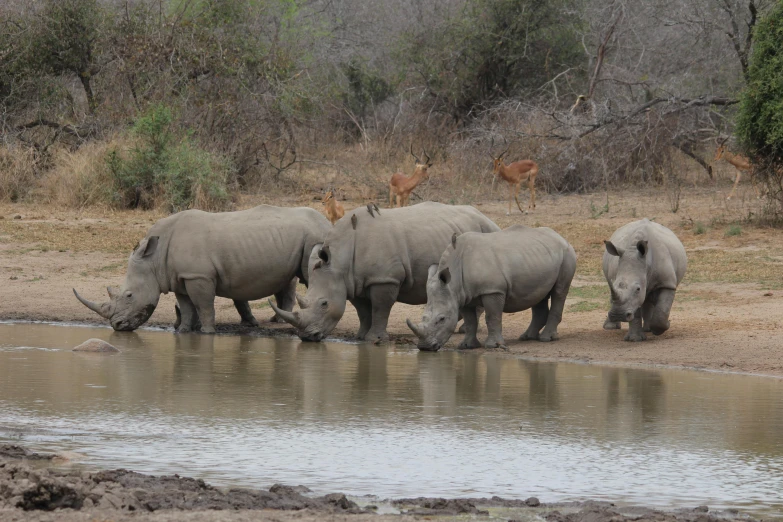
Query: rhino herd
74 202 687 351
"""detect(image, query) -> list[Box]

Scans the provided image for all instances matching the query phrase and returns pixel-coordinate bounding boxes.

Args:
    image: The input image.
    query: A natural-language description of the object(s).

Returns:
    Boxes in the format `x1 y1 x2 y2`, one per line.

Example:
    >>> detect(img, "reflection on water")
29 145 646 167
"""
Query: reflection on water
1 322 783 515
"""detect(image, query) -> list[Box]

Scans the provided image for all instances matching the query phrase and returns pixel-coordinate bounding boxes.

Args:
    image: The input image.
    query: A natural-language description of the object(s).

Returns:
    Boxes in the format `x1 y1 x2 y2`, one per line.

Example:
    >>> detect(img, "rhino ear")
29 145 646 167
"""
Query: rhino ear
427 264 439 281
318 245 331 264
134 236 159 259
637 240 648 257
604 240 622 257
439 267 451 285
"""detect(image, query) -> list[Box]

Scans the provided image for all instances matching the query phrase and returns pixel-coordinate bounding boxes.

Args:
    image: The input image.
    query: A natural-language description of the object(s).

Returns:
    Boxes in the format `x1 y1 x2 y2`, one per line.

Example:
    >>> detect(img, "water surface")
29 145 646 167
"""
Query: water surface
1 322 782 516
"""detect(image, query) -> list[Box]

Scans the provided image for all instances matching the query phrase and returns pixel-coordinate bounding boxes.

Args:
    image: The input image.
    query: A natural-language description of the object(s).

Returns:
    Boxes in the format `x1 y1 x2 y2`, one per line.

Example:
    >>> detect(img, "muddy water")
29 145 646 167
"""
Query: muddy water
1 323 783 515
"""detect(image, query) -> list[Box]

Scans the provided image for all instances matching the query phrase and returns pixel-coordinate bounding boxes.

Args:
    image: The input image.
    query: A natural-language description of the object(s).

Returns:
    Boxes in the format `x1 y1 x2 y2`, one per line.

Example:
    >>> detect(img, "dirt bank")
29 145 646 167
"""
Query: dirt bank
2 184 783 375
0 445 756 521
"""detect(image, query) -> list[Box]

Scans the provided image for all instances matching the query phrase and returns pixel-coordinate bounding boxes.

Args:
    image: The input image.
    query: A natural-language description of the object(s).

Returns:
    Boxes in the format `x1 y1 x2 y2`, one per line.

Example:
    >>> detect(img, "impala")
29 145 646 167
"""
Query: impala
322 187 345 224
389 145 432 207
490 147 538 214
714 138 758 200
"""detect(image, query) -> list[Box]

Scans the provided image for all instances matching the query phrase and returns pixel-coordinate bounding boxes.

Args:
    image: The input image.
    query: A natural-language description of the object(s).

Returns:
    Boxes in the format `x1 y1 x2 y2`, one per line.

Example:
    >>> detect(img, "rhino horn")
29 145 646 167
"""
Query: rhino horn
295 293 310 309
268 299 301 328
73 288 111 319
406 318 424 338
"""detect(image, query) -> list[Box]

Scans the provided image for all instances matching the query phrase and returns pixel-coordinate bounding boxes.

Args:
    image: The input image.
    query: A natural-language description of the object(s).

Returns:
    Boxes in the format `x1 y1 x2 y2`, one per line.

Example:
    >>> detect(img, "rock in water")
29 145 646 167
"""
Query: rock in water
72 339 119 353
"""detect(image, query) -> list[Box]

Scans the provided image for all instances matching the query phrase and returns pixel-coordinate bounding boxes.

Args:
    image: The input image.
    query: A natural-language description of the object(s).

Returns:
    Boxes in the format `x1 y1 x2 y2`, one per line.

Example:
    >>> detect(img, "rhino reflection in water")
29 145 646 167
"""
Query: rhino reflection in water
270 202 500 343
74 205 330 332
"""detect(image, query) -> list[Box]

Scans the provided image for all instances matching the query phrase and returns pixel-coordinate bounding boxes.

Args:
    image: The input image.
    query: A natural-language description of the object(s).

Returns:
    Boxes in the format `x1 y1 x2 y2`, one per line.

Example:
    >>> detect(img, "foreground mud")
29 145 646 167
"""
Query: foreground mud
0 445 757 521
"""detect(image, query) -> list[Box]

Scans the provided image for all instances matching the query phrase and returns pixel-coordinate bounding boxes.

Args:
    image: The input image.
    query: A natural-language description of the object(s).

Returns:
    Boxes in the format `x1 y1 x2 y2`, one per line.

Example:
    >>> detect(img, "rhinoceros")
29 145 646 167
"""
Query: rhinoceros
406 225 577 351
269 202 500 342
602 219 687 341
74 205 331 332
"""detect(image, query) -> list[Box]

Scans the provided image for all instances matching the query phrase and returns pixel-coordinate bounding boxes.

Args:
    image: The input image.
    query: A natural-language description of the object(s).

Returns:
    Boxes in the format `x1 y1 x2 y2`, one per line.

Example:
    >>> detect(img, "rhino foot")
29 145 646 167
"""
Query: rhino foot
624 331 646 342
201 326 216 334
538 332 558 342
269 315 284 323
484 337 507 349
459 338 481 349
241 317 260 327
519 331 539 341
366 330 389 345
603 319 621 330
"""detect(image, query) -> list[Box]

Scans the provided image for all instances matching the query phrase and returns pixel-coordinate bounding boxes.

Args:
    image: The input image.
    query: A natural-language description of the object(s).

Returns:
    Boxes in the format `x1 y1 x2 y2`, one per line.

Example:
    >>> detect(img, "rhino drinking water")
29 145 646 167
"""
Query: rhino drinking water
270 202 500 342
406 225 577 351
602 219 687 341
74 205 331 332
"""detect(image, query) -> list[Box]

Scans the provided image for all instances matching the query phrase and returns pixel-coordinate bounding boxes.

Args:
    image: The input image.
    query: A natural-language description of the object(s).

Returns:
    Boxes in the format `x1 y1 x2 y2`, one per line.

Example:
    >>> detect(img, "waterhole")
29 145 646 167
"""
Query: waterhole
1 322 782 516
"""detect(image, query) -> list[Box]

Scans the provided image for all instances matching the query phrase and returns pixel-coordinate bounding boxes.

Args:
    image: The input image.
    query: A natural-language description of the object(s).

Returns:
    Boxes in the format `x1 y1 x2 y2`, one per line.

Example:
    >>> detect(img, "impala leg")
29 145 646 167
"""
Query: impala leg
727 169 741 200
529 177 536 210
389 186 395 207
506 183 514 215
514 183 522 213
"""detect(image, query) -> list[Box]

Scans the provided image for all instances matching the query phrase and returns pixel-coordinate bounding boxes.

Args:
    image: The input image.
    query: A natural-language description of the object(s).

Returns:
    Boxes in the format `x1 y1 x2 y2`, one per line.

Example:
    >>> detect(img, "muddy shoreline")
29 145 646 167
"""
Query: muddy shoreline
0 445 757 521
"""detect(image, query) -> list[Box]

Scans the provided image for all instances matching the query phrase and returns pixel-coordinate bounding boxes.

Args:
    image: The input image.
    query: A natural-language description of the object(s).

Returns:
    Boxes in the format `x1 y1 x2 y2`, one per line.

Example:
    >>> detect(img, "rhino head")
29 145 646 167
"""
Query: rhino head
406 265 460 351
73 236 161 331
605 239 648 322
270 244 346 342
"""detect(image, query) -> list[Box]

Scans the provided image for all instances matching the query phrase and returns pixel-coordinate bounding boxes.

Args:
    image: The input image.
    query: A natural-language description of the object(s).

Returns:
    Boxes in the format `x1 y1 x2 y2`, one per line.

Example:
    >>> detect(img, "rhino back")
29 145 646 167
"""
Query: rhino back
603 219 686 289
453 226 573 310
161 206 327 300
327 202 499 304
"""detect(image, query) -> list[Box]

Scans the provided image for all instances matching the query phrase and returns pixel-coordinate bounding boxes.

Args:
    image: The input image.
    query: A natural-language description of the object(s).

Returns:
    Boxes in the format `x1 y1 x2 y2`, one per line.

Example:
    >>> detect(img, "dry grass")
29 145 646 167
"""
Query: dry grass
0 145 40 202
36 139 121 209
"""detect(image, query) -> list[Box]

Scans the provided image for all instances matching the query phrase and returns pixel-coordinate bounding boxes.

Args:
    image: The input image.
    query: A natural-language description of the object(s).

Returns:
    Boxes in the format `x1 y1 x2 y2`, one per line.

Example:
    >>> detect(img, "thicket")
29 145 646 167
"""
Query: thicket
0 0 771 212
736 1 783 216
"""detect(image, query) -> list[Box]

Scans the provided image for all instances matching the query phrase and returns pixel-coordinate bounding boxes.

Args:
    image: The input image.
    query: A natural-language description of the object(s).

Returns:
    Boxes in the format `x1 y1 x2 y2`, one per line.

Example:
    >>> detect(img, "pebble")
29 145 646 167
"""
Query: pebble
13 214 21 220
72 339 120 353
525 497 540 507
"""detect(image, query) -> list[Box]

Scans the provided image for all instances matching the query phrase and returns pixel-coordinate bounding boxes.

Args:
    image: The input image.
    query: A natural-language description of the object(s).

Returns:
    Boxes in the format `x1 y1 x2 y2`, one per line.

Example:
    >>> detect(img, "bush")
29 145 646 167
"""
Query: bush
39 141 116 208
725 224 742 237
0 146 39 202
107 105 236 212
736 2 783 213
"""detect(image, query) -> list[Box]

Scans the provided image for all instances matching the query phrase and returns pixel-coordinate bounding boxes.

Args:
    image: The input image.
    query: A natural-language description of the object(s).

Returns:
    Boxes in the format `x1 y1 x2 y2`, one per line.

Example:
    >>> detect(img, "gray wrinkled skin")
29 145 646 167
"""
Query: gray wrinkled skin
74 205 330 333
407 225 577 351
273 202 500 343
602 219 687 342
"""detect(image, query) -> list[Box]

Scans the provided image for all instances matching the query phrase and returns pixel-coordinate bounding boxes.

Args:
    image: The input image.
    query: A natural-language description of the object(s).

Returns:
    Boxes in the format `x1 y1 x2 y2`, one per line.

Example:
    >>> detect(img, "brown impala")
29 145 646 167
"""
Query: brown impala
489 147 539 214
389 145 432 207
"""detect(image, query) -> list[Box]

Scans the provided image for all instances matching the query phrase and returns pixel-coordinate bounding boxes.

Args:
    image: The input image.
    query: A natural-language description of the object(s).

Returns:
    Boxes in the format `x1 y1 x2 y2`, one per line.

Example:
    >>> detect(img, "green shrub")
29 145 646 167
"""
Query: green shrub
107 105 235 212
725 224 742 237
693 222 706 235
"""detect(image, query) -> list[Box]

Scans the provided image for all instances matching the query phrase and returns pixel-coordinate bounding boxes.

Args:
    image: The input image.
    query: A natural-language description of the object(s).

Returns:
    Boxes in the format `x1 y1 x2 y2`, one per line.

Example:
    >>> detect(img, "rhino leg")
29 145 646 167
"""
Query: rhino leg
540 251 575 342
352 298 372 340
458 307 481 349
481 293 506 349
458 306 484 334
233 300 259 327
184 278 216 334
603 315 621 330
642 296 655 333
648 288 675 335
364 283 399 344
624 308 646 342
175 293 201 333
520 299 549 341
270 278 297 323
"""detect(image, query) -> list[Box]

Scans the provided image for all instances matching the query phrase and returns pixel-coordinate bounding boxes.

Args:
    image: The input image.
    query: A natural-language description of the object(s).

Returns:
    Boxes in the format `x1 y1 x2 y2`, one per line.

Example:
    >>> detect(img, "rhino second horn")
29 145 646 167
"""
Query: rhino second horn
406 319 424 338
268 299 301 328
295 294 310 309
73 288 111 319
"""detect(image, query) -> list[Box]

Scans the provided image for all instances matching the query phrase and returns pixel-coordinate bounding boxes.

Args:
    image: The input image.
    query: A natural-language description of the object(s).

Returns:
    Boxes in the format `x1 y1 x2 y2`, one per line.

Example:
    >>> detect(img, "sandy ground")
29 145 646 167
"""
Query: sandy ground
2 181 783 375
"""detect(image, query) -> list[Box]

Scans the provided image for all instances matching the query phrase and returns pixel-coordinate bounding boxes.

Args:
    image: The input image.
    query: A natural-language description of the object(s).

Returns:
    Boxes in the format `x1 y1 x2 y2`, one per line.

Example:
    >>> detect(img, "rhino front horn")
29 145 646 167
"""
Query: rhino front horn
406 319 423 338
73 288 111 319
268 299 301 328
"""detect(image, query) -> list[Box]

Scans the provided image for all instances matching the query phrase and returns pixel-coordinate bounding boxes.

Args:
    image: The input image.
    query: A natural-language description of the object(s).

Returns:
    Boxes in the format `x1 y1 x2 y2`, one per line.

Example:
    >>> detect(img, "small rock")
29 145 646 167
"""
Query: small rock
72 339 119 353
525 497 541 507
694 505 709 512
764 292 773 297
13 214 21 220
9 276 17 280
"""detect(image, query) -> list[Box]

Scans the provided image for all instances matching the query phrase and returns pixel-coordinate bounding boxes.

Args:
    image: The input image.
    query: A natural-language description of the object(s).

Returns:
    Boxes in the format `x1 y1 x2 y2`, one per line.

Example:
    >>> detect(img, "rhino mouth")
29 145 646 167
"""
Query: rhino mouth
417 340 442 352
608 309 637 323
299 330 325 342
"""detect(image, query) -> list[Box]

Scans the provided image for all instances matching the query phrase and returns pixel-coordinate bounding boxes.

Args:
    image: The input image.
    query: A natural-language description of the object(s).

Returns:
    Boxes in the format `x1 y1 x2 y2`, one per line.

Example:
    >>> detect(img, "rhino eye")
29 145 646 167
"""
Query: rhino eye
321 300 328 308
436 316 445 324
125 292 133 298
